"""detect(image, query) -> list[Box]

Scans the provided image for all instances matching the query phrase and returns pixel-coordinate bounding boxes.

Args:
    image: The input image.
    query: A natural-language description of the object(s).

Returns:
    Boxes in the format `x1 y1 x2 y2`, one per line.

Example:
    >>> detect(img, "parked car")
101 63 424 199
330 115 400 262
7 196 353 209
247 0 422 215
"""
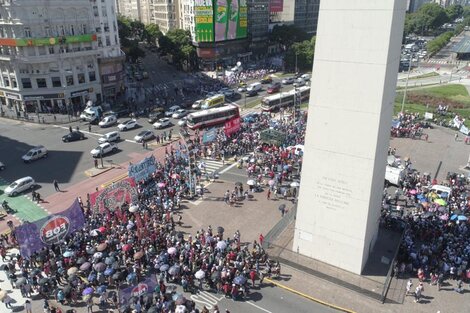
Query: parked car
153 118 171 129
148 108 165 123
118 119 138 131
267 82 281 94
301 74 311 81
192 100 204 110
98 131 120 144
261 75 272 84
62 131 85 142
99 115 117 128
282 77 295 85
134 130 155 142
172 109 189 119
22 146 48 163
178 117 187 127
0 161 5 170
4 176 36 196
246 89 258 97
90 143 118 158
165 105 181 117
237 85 247 92
293 78 306 87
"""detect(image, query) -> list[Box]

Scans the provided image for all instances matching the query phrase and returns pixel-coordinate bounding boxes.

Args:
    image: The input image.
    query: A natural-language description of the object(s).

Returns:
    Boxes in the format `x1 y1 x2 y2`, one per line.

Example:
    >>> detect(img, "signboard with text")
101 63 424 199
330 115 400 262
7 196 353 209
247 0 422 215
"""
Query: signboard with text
224 116 240 136
215 0 247 42
270 0 284 13
195 0 214 42
128 155 156 183
89 177 138 213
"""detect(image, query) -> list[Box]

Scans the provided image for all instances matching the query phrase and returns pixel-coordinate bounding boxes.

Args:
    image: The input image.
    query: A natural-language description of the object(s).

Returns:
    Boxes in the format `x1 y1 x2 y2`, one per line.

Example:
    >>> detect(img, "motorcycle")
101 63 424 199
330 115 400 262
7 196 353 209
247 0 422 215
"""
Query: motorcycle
2 200 15 214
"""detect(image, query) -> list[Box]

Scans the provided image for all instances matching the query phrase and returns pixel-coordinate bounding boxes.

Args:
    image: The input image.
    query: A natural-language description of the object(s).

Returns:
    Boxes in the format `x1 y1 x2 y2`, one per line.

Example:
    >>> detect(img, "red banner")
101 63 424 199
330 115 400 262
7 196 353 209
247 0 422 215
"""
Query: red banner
89 177 138 213
224 117 241 136
270 0 283 13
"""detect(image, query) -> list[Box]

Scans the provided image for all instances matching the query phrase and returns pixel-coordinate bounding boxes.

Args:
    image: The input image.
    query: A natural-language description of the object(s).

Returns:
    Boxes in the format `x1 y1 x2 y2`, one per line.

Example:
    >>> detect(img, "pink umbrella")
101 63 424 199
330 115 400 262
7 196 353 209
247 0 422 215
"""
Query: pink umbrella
409 189 417 195
122 244 132 252
98 227 106 233
171 173 180 180
439 214 449 221
158 182 166 188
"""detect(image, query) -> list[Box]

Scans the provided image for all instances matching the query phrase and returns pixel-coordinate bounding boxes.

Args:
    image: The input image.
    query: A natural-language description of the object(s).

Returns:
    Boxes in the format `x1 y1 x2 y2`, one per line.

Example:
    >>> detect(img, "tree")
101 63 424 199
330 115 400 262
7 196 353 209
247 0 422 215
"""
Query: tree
269 25 310 50
417 3 449 32
144 24 163 45
158 29 197 70
284 36 316 72
445 4 464 22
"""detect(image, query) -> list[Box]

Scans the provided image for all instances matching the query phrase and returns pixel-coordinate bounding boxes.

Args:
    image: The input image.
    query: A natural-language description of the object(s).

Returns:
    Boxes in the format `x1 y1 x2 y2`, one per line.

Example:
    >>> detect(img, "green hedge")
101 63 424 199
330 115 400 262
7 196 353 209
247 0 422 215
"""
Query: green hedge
426 31 454 55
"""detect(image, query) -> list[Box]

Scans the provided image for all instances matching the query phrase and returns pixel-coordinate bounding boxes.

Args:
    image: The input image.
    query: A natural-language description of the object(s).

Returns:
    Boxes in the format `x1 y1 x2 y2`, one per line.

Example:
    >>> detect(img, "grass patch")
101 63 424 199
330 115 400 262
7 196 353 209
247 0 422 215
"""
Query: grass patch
414 84 469 98
406 71 439 80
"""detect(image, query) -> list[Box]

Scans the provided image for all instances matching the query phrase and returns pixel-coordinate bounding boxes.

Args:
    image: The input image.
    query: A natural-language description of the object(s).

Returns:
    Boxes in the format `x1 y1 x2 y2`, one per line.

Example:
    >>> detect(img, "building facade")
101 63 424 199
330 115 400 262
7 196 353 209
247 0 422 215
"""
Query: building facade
179 0 195 41
116 0 142 21
293 0 320 35
0 0 124 115
247 0 270 57
148 0 179 34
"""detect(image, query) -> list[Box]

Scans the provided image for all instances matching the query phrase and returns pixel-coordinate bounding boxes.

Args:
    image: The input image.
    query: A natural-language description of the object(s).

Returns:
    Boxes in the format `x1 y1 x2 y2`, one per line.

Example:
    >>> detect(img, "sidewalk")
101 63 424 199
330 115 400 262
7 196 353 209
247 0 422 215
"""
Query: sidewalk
1 108 79 125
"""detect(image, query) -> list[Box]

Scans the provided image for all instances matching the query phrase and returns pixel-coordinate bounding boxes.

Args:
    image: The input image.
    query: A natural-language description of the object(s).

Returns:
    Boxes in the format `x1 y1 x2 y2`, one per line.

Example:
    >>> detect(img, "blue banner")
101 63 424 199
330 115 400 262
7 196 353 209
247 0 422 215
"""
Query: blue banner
128 155 156 183
202 128 217 144
120 276 158 307
15 199 85 258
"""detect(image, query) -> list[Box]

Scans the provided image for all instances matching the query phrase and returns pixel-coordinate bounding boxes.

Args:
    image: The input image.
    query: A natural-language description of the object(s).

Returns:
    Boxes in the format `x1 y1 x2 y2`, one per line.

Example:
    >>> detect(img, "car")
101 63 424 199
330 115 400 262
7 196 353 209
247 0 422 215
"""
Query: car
205 91 217 98
62 131 85 142
178 117 188 127
134 130 155 142
22 146 48 163
90 142 118 158
172 109 189 119
153 118 171 129
246 89 258 97
237 86 247 92
192 100 204 110
267 82 281 94
4 176 36 196
118 119 138 131
98 131 120 144
282 77 295 85
301 74 311 81
0 161 5 170
98 115 117 128
293 78 306 87
147 108 165 123
165 105 181 117
261 75 272 84
243 112 260 123
222 89 236 98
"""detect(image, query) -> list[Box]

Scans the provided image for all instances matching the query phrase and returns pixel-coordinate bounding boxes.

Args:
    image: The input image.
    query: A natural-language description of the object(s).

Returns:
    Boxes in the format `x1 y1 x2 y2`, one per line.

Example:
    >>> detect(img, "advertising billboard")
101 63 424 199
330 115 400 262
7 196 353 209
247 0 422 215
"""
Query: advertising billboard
270 0 284 13
195 0 214 42
215 0 247 42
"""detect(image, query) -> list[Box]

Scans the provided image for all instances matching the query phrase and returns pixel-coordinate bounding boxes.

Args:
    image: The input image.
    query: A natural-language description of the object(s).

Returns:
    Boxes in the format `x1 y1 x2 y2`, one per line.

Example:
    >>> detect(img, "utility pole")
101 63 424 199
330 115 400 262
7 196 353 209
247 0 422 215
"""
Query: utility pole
401 55 413 113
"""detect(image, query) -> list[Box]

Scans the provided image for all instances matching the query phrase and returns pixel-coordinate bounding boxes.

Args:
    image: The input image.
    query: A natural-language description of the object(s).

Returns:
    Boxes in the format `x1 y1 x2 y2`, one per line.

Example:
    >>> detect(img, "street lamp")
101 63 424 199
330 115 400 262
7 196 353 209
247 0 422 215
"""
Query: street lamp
400 54 418 113
295 52 298 74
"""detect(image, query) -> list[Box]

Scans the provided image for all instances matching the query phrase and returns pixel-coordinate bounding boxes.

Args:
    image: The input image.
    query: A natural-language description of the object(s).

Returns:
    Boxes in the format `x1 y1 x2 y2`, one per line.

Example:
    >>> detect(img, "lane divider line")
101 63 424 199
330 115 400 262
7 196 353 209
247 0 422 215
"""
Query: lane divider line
264 278 357 313
101 173 128 188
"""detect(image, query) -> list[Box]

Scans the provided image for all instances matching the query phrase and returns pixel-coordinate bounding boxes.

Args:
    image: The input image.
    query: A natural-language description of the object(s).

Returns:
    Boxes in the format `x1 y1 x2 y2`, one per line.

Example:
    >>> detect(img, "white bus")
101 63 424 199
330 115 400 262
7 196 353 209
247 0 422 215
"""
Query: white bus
261 86 310 112
186 104 240 129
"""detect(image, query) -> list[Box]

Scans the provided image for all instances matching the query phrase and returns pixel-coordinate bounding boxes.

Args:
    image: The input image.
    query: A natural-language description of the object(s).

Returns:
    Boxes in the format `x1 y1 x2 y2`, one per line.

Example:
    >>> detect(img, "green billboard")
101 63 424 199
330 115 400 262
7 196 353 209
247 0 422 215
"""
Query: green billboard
215 0 247 42
195 0 214 42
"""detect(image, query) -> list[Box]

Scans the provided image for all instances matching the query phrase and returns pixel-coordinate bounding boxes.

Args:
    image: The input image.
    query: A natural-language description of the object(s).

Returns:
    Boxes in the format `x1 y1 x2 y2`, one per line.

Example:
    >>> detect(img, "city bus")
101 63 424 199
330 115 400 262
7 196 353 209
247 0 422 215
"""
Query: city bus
186 104 240 129
201 94 225 110
261 86 310 112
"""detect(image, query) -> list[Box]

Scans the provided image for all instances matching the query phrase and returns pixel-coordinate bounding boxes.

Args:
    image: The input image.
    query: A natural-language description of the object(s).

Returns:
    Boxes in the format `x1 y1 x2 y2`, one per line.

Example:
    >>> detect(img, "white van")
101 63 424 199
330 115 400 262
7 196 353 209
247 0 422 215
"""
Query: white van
98 131 120 144
165 105 181 117
80 106 103 123
4 176 36 196
22 146 48 163
430 185 452 200
247 82 262 92
385 165 404 186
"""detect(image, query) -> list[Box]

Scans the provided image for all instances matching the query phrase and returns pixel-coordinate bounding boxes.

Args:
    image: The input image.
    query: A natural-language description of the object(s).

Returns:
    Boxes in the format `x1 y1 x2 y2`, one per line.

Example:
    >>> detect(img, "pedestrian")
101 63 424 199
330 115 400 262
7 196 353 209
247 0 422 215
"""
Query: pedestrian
405 279 413 296
94 159 98 168
69 126 72 133
86 296 93 313
2 294 12 308
259 233 264 246
25 299 32 313
267 189 271 200
53 179 60 192
414 283 423 303
455 133 458 141
88 124 92 132
142 141 146 150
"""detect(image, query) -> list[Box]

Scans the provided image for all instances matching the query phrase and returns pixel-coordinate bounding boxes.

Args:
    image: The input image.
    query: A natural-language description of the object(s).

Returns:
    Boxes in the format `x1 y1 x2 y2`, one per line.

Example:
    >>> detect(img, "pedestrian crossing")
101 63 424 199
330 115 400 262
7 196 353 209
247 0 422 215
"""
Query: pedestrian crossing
197 158 226 175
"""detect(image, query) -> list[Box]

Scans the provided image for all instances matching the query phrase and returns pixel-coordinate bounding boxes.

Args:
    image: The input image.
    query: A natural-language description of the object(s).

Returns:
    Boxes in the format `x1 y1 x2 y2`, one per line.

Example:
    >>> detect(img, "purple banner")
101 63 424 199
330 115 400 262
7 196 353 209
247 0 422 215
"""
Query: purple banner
120 276 158 306
15 199 85 258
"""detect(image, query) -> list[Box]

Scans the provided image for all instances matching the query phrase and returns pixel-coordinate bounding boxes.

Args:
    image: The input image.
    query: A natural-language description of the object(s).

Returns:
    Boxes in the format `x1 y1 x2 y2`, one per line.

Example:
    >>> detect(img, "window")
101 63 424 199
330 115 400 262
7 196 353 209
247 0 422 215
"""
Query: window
51 77 61 87
59 25 65 35
36 78 47 88
82 24 87 34
101 7 107 17
78 73 85 84
3 77 9 87
49 46 55 54
24 27 31 37
93 6 99 17
89 71 96 82
66 75 73 86
45 26 50 37
11 78 17 88
70 25 75 35
105 36 110 46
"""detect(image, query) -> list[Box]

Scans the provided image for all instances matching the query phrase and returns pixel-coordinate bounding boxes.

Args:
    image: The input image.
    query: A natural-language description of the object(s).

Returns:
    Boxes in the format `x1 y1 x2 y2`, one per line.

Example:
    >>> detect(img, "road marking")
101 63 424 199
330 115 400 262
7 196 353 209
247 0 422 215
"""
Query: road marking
246 301 272 313
265 278 357 313
219 161 238 174
101 173 128 188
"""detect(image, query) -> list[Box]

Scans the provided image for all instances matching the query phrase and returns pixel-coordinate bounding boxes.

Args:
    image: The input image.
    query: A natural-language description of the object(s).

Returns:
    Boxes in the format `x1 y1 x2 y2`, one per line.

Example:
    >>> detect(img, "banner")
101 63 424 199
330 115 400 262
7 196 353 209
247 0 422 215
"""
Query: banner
224 116 241 136
120 276 158 307
460 124 469 135
215 0 247 42
270 0 283 13
202 128 217 144
90 177 138 213
128 156 156 183
195 0 214 42
15 199 85 258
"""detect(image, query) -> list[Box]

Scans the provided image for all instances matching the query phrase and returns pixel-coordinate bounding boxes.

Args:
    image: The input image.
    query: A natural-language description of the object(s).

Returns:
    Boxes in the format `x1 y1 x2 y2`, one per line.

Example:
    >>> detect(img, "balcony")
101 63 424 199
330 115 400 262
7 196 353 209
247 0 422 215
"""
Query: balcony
15 48 100 63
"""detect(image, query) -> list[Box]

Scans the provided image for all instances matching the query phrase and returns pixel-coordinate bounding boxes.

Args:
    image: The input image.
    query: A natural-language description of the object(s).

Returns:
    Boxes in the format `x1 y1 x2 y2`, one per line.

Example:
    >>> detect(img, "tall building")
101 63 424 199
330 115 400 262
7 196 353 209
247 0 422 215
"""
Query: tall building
294 0 405 274
148 0 180 34
179 0 196 41
0 0 124 115
293 0 320 35
116 0 143 21
247 0 270 57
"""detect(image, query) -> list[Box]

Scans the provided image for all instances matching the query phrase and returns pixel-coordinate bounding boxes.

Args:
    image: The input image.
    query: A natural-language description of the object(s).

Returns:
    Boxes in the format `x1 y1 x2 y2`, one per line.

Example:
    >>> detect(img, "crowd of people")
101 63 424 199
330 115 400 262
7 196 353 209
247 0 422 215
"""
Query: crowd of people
0 108 307 313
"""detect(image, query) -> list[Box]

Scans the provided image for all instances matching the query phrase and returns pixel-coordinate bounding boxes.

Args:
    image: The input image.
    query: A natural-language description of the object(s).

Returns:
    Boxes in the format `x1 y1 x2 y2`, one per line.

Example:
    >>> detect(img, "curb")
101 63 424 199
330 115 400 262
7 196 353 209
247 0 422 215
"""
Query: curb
101 172 128 188
264 278 357 313
85 166 114 178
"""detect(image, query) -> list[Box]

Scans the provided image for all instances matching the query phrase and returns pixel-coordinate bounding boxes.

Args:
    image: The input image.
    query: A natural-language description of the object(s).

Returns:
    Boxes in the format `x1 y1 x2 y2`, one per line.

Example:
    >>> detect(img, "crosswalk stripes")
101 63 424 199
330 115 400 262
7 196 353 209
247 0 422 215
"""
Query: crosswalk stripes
197 158 226 174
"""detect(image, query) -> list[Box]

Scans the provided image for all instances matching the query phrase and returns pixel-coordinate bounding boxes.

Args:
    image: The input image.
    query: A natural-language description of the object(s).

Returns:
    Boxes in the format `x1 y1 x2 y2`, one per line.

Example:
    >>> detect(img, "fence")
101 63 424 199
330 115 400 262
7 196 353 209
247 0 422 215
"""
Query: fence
261 204 297 250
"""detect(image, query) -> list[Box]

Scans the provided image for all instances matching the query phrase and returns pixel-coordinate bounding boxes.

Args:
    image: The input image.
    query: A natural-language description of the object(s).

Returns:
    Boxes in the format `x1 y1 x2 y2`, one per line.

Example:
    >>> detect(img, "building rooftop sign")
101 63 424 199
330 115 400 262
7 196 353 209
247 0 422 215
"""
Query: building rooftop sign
0 34 97 47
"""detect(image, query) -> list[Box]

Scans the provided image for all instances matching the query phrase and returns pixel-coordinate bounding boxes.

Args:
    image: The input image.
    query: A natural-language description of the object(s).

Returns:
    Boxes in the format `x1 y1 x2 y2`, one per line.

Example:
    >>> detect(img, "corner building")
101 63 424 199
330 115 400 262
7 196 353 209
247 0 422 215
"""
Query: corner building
0 0 124 115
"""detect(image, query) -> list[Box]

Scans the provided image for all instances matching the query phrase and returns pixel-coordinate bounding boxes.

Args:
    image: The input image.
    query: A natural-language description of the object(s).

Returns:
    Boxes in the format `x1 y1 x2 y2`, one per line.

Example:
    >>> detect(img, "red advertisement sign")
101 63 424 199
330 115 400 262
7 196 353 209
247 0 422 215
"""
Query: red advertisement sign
224 117 241 136
270 0 283 13
89 177 138 213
